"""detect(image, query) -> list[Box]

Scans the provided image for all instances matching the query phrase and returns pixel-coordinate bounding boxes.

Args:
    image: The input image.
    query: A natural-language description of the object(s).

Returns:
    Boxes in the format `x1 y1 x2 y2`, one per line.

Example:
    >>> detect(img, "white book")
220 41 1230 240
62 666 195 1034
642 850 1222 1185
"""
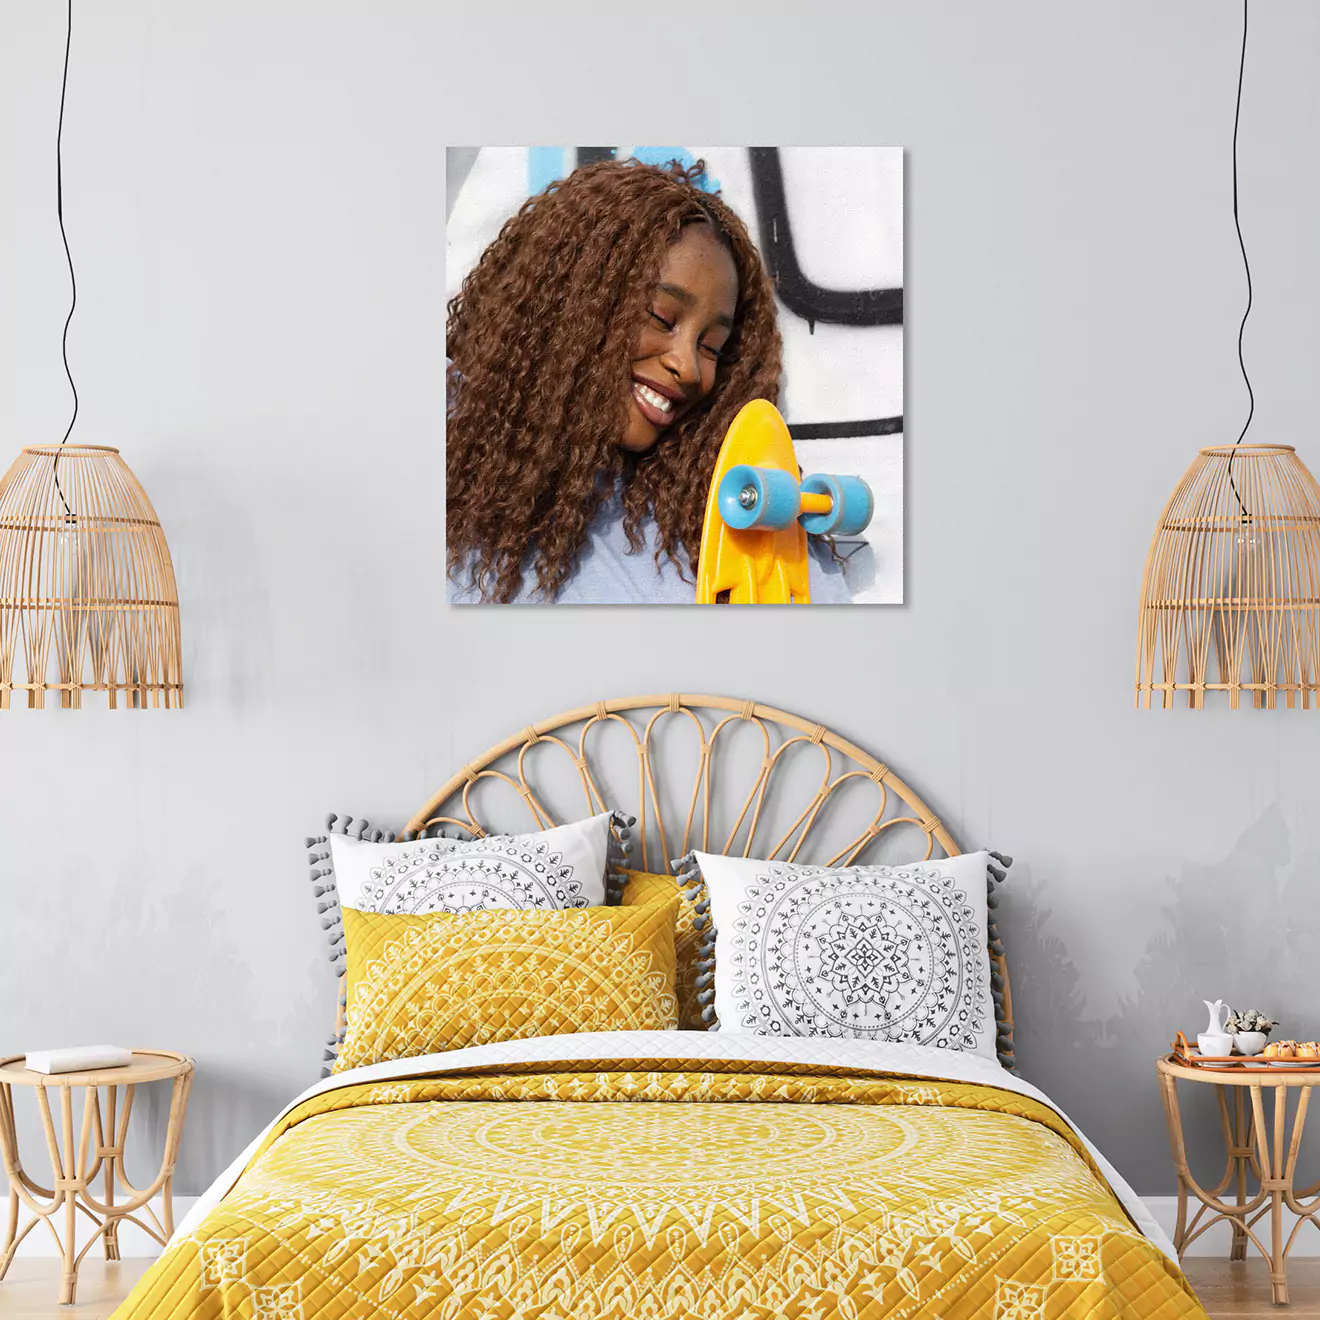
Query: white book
24 1045 134 1074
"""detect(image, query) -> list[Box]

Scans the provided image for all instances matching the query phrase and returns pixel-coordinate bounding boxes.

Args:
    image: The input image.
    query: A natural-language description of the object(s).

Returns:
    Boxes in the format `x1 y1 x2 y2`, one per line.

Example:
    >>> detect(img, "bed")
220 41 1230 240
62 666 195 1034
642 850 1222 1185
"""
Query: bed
111 694 1207 1319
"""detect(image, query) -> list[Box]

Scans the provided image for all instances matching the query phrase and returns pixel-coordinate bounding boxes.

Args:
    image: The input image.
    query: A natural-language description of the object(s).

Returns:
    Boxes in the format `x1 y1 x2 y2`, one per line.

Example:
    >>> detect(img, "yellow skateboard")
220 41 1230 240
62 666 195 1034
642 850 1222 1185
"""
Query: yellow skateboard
695 399 874 604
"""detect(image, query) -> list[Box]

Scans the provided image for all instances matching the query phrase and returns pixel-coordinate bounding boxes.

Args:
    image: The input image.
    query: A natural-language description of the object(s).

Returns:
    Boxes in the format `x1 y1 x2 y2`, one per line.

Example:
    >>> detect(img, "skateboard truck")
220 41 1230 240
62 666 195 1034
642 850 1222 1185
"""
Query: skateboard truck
696 399 875 604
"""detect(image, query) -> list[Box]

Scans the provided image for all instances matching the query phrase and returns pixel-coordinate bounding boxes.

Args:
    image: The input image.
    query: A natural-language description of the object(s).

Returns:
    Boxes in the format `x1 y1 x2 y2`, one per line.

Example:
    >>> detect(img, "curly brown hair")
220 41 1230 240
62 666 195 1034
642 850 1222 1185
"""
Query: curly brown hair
446 158 783 603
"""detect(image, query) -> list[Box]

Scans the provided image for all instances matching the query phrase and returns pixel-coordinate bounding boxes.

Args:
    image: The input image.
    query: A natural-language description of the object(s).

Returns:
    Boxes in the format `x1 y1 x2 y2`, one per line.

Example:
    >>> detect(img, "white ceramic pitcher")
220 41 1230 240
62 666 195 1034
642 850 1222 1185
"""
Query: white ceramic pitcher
1199 999 1233 1056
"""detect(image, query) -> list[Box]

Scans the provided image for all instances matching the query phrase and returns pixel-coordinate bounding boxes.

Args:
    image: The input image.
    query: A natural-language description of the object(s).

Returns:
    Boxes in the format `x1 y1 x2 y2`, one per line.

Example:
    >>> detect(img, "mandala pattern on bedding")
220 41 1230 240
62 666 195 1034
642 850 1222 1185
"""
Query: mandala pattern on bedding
166 1074 1169 1320
357 835 587 914
335 904 679 1069
620 870 707 1030
729 863 989 1049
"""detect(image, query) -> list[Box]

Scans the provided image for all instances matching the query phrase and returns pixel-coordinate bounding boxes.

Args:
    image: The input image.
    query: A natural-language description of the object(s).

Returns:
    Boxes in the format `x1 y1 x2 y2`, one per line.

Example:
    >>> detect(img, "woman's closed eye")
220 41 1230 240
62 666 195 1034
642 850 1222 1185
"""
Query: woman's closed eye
648 309 731 361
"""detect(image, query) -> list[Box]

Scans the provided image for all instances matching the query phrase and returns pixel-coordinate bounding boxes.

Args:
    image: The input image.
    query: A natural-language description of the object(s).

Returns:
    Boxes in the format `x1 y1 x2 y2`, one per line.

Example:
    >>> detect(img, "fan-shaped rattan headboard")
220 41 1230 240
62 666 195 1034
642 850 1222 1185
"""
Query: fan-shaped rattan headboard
404 693 1012 1039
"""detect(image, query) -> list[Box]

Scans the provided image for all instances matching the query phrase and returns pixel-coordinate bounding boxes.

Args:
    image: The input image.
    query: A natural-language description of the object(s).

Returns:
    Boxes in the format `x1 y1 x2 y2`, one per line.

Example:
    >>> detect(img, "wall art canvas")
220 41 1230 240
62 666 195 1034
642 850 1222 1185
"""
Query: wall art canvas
445 146 903 605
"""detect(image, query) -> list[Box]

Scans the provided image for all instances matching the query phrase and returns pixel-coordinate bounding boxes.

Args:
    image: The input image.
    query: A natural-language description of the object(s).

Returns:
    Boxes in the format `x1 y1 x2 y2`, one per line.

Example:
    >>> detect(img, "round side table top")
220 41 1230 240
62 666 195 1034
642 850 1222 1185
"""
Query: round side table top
0 1050 193 1088
1158 1052 1320 1087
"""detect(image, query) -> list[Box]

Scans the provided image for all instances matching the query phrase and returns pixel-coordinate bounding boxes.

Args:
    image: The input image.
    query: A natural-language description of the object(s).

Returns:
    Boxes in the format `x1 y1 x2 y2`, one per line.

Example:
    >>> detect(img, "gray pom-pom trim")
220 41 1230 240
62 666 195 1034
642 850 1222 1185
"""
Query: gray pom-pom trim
983 849 1016 1071
308 828 347 968
604 811 636 906
320 1027 346 1078
669 850 716 1014
672 850 702 881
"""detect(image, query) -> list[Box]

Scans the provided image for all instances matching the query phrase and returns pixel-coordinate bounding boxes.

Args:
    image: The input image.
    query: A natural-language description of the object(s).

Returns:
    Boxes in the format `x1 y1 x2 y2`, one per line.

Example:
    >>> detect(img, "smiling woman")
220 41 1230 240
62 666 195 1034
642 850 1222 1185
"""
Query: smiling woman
444 156 852 605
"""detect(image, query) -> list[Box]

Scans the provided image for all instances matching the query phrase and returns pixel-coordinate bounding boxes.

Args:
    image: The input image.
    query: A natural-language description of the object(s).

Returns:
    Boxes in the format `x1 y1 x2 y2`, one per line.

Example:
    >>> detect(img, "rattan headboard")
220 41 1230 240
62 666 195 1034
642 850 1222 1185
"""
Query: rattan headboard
403 693 1013 1044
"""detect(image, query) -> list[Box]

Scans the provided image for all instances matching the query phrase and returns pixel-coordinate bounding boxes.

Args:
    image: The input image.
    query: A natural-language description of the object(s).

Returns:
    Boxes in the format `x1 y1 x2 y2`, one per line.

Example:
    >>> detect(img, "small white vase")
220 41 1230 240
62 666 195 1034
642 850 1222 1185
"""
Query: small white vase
1234 1031 1268 1056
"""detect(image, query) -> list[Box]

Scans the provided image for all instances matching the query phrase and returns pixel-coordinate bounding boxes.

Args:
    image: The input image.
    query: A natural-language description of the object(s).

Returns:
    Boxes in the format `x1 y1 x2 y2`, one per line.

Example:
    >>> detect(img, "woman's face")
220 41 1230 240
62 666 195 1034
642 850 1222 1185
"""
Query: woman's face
622 222 739 455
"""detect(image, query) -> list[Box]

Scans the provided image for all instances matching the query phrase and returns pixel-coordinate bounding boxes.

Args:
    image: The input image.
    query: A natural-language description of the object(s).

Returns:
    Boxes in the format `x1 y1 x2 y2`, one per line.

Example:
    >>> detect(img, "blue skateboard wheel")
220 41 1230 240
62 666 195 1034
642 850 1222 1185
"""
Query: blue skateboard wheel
800 473 874 536
717 465 802 531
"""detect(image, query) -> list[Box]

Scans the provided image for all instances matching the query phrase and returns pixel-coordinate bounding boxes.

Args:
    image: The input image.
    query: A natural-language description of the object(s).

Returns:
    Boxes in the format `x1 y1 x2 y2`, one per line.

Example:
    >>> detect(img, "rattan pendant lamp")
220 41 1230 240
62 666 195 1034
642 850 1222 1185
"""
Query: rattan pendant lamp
0 1 183 710
1135 0 1320 711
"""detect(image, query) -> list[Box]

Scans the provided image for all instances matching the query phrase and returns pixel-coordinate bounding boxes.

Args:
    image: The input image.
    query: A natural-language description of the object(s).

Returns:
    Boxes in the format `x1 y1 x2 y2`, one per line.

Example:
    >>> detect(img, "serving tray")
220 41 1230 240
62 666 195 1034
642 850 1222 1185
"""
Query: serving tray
1172 1031 1320 1072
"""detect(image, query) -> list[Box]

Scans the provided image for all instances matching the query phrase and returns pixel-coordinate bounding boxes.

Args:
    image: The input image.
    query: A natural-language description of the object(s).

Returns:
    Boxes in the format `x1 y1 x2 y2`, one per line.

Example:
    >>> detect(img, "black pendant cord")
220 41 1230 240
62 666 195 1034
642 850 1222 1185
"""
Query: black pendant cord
53 0 77 521
1227 0 1254 520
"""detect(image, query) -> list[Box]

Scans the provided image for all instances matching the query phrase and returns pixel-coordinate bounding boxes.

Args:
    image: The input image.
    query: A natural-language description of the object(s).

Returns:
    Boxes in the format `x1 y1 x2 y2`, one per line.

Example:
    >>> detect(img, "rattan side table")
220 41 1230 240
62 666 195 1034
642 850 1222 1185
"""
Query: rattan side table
0 1049 193 1305
1157 1053 1320 1306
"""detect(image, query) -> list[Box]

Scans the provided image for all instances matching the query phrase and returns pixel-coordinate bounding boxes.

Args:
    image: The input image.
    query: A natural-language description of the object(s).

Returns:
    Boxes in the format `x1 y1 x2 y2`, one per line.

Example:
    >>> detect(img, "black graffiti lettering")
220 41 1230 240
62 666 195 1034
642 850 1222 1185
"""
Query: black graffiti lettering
749 147 903 328
788 417 903 441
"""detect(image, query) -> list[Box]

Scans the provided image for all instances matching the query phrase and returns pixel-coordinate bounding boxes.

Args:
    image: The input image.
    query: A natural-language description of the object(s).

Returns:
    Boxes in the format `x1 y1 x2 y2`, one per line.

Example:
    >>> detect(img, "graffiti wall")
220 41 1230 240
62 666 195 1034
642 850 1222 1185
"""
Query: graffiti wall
445 146 904 604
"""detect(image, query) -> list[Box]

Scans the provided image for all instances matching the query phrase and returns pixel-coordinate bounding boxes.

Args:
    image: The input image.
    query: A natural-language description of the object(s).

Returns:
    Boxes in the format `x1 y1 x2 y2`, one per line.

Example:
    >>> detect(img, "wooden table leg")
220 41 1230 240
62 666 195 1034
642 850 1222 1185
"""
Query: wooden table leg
0 1084 18 1282
1248 1082 1291 1306
101 1086 121 1260
1231 1088 1251 1261
1159 1071 1191 1253
0 1185 15 1282
56 1087 78 1305
0 1083 57 1284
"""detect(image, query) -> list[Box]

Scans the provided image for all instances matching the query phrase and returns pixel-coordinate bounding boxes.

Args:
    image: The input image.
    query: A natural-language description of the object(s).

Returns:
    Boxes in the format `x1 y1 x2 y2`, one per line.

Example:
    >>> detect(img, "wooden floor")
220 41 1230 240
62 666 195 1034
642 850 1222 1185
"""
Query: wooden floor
1183 1259 1320 1316
2 1256 1319 1317
0 1259 153 1318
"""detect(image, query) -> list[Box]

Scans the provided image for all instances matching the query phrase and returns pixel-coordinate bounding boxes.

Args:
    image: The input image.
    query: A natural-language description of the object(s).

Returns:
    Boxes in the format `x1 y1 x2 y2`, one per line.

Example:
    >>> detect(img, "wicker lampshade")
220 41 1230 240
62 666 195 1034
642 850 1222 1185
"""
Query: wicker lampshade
1135 444 1320 710
0 444 183 709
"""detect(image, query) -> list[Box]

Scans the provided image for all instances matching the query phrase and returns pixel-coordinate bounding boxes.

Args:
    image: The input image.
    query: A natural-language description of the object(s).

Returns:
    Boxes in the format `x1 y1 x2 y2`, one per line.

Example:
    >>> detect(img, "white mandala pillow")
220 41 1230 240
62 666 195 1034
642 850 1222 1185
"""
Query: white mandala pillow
328 813 614 916
691 850 1000 1062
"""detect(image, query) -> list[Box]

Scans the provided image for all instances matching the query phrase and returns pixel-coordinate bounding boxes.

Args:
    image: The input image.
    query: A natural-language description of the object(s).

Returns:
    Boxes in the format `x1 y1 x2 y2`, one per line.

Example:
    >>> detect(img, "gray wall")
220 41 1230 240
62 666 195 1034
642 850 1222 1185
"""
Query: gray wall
2 0 1318 1198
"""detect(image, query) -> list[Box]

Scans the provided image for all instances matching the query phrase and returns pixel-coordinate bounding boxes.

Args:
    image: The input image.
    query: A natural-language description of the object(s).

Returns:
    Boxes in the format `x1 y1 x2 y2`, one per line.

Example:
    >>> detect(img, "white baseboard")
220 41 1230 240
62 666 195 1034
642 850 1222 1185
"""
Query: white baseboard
10 1193 1315 1260
1144 1195 1320 1257
9 1195 197 1258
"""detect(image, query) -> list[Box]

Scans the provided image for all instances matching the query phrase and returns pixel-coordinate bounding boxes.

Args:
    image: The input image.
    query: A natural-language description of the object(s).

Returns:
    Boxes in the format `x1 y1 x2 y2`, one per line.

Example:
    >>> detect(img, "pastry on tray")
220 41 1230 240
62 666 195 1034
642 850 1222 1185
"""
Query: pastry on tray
1260 1040 1320 1060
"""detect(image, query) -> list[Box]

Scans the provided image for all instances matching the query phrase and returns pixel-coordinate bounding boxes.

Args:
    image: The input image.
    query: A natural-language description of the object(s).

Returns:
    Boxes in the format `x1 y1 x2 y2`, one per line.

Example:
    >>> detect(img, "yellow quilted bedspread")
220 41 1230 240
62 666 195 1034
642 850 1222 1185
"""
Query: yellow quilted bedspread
112 1061 1206 1319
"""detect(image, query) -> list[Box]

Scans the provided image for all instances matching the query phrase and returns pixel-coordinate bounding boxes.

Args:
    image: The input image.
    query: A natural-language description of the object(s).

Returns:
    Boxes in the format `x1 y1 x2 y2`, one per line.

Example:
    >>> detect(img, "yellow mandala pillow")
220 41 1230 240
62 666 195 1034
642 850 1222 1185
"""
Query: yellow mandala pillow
618 870 711 1030
335 899 679 1071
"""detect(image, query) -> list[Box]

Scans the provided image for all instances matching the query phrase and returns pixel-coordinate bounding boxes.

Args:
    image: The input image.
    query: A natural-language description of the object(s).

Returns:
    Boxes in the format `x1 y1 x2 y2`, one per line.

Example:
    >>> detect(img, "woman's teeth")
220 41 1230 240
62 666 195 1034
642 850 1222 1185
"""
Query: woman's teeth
634 382 674 415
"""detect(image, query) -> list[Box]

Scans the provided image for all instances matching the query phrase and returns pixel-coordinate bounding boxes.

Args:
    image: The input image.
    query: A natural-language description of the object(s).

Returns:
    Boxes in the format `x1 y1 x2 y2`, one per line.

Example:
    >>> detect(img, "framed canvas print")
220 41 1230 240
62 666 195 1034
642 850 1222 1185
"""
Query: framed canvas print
445 146 903 606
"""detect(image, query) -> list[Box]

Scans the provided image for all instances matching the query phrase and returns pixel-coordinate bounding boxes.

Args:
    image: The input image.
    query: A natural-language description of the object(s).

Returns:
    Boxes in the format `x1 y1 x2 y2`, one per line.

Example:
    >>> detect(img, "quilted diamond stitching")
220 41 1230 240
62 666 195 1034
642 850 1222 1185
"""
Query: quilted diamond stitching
112 1067 1209 1320
619 870 705 1029
335 901 679 1071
